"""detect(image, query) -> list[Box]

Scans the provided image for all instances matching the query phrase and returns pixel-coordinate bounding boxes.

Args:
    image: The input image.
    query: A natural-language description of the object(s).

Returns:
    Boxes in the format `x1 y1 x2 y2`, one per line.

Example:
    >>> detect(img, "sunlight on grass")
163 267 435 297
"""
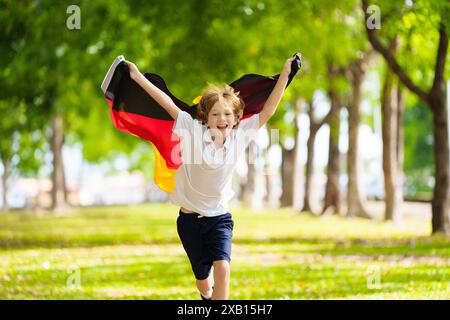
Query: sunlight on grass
0 203 449 299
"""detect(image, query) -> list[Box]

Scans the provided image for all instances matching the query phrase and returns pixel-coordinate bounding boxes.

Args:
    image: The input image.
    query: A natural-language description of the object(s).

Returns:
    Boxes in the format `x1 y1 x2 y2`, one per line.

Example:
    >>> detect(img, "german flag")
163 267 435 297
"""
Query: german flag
101 54 301 193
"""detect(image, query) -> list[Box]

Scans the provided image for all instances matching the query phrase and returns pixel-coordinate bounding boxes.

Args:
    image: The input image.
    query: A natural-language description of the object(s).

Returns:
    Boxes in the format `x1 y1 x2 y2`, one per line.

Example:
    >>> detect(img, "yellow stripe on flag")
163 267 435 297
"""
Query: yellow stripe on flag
152 144 176 193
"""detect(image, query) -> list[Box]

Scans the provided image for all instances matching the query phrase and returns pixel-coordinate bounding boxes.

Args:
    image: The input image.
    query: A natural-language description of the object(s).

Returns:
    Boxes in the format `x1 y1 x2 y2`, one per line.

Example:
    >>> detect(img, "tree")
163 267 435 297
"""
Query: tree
9 0 154 211
322 63 346 215
281 0 373 217
380 38 404 222
0 100 25 211
301 98 331 213
0 2 47 211
346 52 374 219
363 0 450 233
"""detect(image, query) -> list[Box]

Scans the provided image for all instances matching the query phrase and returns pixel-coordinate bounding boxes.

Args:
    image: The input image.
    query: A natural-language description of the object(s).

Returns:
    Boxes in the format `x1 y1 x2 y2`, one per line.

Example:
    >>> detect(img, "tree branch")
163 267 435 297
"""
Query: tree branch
318 109 334 130
431 21 449 95
362 0 430 105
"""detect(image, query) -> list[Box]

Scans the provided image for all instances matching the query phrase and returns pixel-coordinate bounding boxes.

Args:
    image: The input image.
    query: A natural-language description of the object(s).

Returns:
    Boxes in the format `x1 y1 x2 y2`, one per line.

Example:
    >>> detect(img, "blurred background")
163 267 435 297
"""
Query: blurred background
0 0 449 299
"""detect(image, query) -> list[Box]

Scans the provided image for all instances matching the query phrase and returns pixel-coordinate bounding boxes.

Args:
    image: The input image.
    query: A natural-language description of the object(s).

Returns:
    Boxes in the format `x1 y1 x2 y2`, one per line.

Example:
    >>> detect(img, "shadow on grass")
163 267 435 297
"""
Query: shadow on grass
0 237 180 250
234 236 450 257
6 257 447 299
1 259 194 299
1 235 450 259
4 242 450 299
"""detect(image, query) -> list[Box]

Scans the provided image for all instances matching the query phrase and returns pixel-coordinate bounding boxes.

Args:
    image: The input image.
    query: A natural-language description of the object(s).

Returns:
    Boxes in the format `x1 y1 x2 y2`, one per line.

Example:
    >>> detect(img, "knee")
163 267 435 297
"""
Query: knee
196 278 212 293
213 260 230 282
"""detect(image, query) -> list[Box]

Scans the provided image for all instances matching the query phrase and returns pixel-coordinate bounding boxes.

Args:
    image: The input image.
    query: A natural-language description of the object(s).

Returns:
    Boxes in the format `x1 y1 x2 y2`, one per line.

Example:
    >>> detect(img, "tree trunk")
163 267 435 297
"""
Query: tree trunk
281 109 299 208
51 113 67 212
264 161 273 206
381 65 400 222
301 101 321 213
302 128 316 213
381 38 404 222
1 157 10 211
431 94 450 233
323 85 342 215
263 126 276 207
347 60 371 219
63 163 68 203
280 147 295 207
240 143 256 205
396 84 405 207
430 23 450 234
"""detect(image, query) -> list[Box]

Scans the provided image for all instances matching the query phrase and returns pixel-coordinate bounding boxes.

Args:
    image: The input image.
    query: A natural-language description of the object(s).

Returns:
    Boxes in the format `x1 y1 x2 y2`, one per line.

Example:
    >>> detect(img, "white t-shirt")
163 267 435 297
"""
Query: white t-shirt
168 110 260 217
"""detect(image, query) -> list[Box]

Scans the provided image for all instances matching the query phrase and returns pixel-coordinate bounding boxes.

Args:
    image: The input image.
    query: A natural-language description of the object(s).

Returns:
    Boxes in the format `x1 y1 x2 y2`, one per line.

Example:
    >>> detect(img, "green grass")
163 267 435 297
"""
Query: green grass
0 203 449 299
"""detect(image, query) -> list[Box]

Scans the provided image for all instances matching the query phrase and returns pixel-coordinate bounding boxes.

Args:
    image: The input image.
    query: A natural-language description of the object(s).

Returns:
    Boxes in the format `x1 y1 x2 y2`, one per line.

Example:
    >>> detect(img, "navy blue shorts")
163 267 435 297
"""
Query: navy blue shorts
177 210 234 280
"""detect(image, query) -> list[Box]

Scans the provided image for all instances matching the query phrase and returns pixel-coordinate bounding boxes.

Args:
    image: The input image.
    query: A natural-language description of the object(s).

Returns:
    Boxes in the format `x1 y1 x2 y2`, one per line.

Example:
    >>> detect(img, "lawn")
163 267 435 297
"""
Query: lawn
0 203 449 299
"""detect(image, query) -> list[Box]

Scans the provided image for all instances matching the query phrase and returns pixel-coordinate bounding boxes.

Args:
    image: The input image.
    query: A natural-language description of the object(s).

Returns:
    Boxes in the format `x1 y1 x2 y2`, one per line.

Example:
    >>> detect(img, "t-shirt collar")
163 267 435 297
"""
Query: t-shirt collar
203 128 231 150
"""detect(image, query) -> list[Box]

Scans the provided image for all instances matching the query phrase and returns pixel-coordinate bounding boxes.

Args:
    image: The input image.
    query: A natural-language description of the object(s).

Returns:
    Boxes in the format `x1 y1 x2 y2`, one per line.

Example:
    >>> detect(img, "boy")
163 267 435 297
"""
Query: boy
126 56 296 300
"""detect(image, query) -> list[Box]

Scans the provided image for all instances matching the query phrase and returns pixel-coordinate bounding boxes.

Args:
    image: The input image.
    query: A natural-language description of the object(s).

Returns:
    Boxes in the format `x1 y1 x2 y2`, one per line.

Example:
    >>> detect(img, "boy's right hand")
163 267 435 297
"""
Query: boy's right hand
281 54 299 79
125 60 141 80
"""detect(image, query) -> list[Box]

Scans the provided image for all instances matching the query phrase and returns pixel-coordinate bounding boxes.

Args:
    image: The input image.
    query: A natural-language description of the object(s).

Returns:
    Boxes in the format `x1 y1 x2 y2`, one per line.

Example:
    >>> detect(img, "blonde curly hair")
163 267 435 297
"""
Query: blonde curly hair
196 84 245 128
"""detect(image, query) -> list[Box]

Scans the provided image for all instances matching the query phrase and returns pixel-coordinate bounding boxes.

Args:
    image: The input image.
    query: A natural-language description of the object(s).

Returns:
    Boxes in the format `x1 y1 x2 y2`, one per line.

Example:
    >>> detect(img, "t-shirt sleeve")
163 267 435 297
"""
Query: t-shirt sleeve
173 111 195 136
238 114 260 144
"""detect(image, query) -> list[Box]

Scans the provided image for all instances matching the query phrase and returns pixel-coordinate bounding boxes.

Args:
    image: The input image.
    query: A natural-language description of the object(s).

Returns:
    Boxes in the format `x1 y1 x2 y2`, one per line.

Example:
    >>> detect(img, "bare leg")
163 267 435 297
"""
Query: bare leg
211 260 230 300
196 272 214 297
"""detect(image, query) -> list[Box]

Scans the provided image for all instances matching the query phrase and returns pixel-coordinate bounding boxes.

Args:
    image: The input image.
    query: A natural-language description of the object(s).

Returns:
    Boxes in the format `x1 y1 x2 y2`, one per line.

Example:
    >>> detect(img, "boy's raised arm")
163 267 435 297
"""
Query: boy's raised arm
258 56 297 128
126 61 181 120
